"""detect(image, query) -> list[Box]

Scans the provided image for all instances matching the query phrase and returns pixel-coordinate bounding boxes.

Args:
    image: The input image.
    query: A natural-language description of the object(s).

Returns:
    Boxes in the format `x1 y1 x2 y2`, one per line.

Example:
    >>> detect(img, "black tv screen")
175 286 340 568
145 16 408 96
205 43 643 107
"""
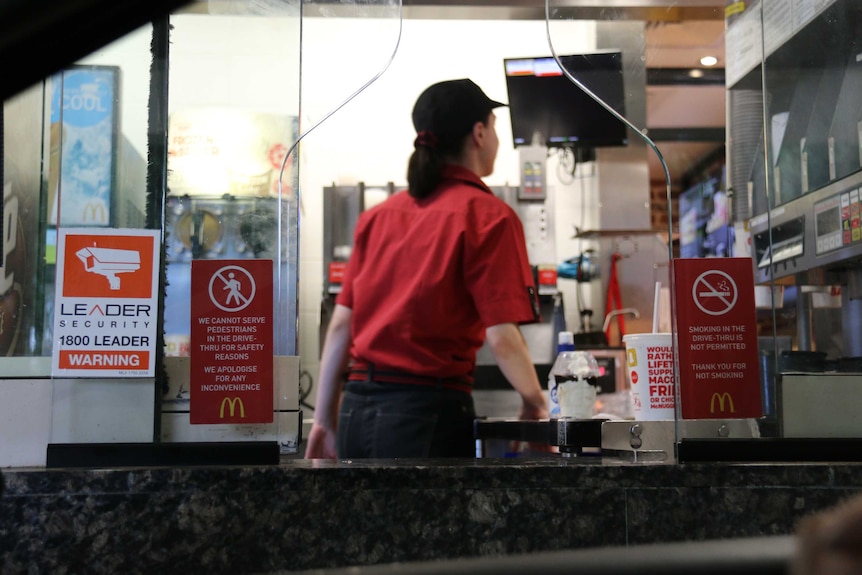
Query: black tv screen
679 164 733 258
503 51 627 149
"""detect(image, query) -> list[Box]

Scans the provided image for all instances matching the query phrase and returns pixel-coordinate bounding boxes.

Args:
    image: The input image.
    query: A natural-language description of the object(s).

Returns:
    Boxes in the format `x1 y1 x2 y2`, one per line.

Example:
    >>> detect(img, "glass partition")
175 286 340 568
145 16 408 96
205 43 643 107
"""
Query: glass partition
650 0 862 462
43 26 158 450
0 0 402 466
160 2 304 451
18 0 854 465
541 2 678 461
734 0 862 456
159 0 401 452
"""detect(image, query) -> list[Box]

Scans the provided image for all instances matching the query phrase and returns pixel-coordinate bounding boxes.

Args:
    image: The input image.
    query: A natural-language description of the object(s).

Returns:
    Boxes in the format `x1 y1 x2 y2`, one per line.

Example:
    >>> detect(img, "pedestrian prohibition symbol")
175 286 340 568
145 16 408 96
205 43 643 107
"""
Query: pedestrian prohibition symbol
208 265 257 312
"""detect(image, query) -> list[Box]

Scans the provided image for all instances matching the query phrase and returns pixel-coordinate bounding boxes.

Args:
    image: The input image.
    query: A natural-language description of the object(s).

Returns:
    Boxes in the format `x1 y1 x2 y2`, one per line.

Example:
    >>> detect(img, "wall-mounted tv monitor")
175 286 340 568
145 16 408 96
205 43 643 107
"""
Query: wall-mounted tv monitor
503 51 627 149
680 164 733 258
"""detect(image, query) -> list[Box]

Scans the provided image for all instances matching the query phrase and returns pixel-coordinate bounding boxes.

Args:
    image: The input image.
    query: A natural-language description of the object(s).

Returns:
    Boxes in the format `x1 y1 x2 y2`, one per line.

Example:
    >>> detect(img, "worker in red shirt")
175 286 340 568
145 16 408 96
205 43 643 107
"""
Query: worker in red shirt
306 79 548 459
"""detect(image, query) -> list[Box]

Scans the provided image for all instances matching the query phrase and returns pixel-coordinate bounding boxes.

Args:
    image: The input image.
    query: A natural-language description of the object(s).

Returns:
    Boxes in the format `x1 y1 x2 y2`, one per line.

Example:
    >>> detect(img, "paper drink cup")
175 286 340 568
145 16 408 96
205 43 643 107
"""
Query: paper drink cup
622 333 675 420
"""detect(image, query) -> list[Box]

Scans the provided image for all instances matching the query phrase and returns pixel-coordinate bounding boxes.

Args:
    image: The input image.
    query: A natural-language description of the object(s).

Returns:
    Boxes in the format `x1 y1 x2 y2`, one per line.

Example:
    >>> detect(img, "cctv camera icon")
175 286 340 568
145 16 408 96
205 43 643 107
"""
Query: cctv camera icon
76 247 141 290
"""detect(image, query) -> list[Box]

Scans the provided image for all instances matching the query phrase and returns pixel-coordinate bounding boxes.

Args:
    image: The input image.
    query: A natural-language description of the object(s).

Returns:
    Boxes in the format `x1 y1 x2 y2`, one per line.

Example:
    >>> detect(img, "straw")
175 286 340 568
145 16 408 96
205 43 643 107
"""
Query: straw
652 281 661 333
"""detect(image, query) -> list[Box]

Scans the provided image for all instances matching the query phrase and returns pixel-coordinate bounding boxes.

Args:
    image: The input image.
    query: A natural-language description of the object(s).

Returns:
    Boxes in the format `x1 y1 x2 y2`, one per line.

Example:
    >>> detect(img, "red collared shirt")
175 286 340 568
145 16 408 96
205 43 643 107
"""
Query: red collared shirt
337 165 539 381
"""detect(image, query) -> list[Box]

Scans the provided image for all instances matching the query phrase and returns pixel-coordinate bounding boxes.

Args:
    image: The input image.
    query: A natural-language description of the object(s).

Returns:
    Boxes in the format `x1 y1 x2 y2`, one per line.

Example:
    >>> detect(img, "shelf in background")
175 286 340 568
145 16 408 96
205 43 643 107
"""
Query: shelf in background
573 229 678 244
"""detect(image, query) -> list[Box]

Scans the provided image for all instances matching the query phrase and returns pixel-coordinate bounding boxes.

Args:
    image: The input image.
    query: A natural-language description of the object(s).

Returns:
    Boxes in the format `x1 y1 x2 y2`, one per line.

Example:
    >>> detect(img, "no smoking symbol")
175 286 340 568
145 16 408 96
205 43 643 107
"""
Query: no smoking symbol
692 270 737 316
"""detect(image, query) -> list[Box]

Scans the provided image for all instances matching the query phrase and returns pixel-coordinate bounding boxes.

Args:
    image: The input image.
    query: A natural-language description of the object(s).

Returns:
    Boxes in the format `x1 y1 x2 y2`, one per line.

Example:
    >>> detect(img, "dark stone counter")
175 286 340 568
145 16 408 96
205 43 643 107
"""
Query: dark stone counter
2 457 861 574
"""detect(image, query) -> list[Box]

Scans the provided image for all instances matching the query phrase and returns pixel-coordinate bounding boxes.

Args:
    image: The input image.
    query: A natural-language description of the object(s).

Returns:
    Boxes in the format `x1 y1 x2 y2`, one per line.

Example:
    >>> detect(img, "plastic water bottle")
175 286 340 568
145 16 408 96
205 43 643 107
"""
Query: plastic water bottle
551 293 566 345
548 331 575 417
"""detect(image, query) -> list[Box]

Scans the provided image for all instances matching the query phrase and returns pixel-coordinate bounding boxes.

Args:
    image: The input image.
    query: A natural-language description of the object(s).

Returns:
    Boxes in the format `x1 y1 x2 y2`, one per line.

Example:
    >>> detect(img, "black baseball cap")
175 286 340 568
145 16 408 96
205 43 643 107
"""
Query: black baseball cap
411 79 506 140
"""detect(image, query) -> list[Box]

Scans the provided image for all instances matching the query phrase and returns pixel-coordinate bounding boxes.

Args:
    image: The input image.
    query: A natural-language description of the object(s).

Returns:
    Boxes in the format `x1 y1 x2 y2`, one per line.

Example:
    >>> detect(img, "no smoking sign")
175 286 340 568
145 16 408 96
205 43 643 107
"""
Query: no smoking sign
692 270 738 316
673 258 761 420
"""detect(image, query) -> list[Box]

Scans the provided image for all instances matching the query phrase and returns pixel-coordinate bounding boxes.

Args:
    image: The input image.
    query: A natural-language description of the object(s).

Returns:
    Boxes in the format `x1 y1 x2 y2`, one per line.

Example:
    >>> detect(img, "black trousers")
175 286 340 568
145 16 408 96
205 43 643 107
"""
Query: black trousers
337 380 476 458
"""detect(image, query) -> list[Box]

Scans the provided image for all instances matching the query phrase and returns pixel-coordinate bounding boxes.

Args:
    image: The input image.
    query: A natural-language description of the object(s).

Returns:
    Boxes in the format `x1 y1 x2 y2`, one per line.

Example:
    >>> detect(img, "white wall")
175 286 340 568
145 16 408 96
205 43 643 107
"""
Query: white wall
78 14 631 407
168 15 301 115
297 17 605 402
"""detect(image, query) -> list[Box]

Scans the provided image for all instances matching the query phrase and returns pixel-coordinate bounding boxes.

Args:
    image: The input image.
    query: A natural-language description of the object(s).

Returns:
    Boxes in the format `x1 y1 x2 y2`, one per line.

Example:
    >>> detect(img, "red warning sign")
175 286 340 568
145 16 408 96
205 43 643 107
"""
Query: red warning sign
673 258 762 419
190 259 274 424
51 228 160 378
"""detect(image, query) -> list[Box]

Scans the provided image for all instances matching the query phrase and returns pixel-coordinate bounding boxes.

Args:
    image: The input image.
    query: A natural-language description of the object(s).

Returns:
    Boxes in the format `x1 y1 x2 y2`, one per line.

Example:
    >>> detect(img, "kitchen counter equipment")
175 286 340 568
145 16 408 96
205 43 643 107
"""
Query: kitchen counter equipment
474 417 605 457
475 417 759 462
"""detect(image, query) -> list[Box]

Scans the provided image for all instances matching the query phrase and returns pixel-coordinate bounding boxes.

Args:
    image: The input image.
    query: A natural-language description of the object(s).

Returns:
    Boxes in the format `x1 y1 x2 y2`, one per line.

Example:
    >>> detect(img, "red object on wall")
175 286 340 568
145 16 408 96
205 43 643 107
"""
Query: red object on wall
328 261 347 284
537 267 557 287
604 253 625 344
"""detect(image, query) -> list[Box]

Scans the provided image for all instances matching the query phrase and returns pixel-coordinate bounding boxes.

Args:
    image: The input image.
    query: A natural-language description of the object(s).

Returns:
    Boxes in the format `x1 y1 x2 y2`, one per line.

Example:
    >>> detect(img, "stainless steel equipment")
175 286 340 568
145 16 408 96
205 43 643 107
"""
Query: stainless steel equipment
319 183 396 351
322 183 396 297
473 418 605 458
474 417 757 462
779 373 862 438
726 0 862 447
750 169 862 293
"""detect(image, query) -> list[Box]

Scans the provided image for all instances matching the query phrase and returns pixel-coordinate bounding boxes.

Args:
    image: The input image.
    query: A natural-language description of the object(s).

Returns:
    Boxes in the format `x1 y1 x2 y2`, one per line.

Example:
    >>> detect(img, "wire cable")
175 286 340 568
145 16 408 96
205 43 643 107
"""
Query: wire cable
299 369 315 410
277 2 403 206
271 1 403 364
556 146 576 185
543 3 673 259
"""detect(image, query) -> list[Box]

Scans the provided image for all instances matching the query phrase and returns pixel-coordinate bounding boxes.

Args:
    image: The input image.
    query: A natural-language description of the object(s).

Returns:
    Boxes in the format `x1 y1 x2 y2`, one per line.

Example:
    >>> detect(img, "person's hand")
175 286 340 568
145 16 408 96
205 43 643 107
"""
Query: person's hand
513 399 555 455
508 440 557 455
793 494 862 575
305 423 337 459
518 398 548 421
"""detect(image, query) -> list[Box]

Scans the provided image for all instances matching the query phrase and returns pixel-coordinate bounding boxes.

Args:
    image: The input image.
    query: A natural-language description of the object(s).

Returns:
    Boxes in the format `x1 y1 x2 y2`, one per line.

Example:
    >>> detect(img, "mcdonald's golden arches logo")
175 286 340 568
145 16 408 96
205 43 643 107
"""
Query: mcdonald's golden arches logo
82 201 108 225
219 396 245 418
710 392 735 414
626 348 638 367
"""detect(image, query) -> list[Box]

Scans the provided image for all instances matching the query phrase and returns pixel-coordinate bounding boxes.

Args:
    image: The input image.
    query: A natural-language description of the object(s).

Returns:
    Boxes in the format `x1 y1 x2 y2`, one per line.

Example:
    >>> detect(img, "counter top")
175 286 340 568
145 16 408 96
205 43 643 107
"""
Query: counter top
2 457 861 574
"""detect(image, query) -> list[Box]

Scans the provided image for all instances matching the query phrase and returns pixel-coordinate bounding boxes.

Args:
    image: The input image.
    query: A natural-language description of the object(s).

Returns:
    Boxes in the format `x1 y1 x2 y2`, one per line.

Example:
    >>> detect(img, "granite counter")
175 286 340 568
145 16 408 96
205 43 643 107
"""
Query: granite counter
2 457 861 574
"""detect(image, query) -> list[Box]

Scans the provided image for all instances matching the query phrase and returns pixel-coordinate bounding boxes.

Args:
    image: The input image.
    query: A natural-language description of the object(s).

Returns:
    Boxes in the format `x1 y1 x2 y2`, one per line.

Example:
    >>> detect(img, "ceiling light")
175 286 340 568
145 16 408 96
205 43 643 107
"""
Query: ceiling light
700 55 718 67
688 69 704 79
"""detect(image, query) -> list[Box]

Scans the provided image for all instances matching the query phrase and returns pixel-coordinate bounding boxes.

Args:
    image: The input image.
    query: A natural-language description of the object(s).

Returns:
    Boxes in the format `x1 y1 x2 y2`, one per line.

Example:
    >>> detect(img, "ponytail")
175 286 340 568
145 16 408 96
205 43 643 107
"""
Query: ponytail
407 147 443 199
406 127 473 199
